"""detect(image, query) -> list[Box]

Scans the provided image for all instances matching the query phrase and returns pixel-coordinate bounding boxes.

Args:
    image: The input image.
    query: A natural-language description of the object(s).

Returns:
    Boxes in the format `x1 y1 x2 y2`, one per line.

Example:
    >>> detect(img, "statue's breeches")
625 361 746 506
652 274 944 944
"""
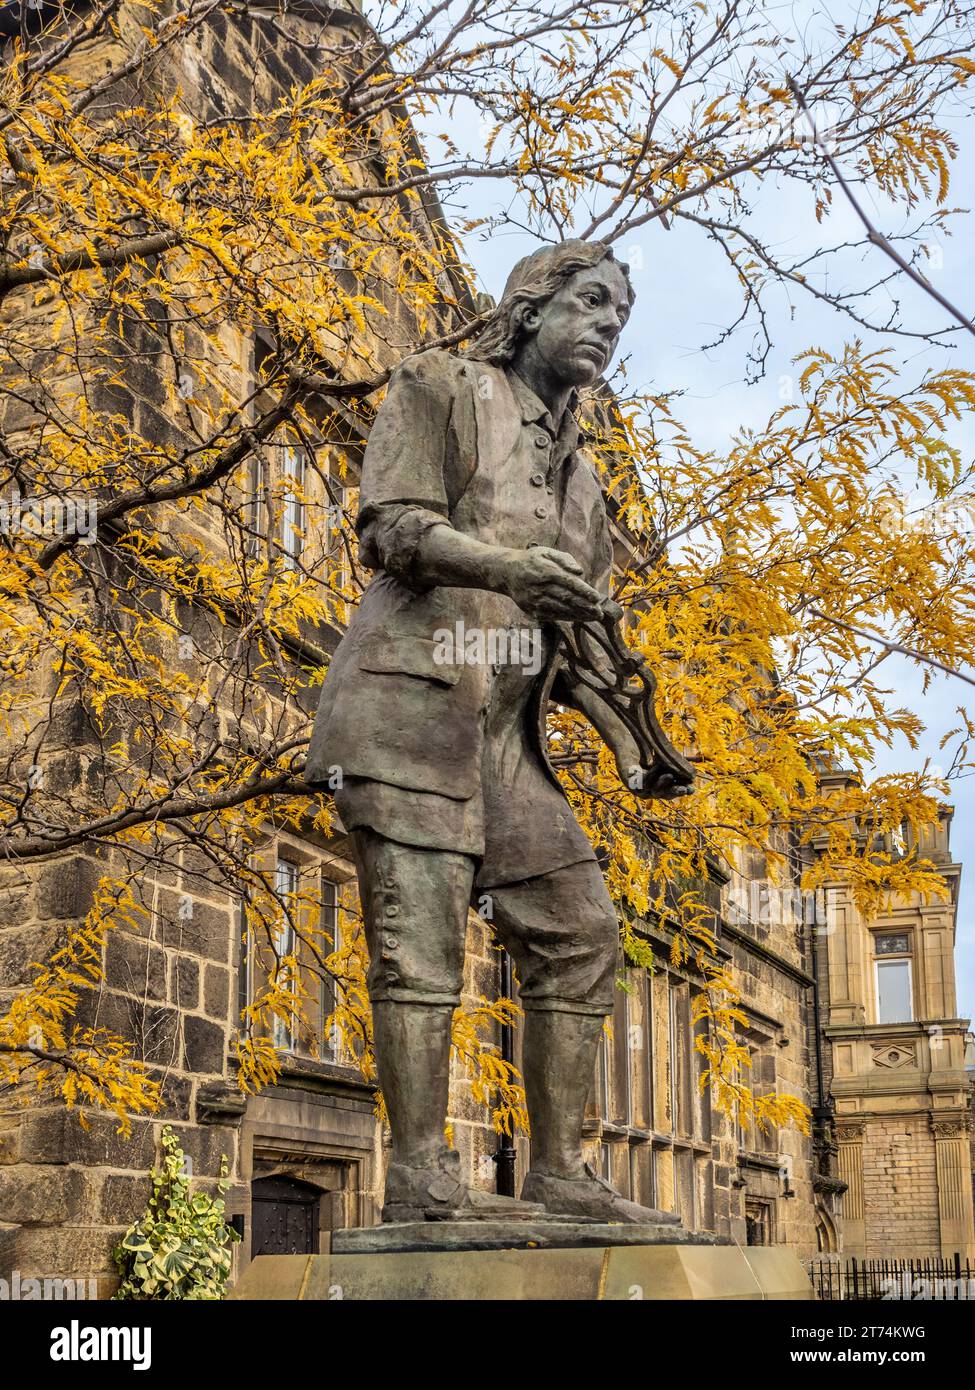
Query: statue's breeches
353 828 618 1015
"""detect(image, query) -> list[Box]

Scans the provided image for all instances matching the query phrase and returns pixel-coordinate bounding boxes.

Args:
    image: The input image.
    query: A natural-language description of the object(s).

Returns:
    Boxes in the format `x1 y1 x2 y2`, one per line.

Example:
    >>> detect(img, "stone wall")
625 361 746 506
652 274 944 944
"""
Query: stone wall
816 775 975 1259
721 885 822 1255
861 1118 941 1254
0 843 244 1291
0 0 399 1291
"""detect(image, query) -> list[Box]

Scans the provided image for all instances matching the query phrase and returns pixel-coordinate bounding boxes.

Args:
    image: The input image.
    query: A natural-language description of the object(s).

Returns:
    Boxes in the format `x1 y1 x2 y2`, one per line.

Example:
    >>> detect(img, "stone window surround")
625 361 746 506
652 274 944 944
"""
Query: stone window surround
867 923 919 1026
745 1194 776 1246
237 827 358 1068
247 329 354 592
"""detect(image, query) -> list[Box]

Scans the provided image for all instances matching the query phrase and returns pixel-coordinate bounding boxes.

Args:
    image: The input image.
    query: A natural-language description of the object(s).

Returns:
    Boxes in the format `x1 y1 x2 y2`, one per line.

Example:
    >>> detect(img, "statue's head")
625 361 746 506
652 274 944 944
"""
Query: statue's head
466 239 634 387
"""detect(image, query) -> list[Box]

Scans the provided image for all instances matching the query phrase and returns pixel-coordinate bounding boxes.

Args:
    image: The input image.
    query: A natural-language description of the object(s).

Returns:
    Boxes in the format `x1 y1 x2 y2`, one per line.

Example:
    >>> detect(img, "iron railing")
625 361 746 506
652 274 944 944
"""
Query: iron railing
808 1254 975 1300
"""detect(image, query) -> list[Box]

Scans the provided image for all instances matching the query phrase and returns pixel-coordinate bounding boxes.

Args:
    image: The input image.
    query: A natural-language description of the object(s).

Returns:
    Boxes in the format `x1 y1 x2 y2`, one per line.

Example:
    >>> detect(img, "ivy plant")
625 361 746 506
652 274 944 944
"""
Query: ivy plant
112 1125 240 1300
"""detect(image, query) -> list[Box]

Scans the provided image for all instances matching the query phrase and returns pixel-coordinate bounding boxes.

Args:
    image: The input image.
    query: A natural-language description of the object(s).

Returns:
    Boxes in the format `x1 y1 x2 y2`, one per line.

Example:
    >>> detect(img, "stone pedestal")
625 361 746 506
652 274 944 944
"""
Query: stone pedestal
231 1226 815 1300
330 1218 714 1255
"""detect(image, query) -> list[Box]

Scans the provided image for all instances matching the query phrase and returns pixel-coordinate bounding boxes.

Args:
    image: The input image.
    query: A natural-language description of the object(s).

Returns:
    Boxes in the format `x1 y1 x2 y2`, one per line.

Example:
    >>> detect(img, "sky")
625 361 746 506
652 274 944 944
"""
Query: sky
395 1 975 1023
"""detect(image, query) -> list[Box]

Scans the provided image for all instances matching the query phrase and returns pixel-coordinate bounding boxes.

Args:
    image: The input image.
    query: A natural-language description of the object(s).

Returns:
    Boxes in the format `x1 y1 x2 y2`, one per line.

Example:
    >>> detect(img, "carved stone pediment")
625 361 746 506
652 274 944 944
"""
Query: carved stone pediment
871 1042 916 1069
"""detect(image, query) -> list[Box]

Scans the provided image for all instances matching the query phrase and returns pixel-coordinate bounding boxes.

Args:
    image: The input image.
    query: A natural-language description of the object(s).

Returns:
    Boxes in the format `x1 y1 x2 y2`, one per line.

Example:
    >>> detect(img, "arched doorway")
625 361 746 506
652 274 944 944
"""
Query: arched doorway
251 1174 322 1257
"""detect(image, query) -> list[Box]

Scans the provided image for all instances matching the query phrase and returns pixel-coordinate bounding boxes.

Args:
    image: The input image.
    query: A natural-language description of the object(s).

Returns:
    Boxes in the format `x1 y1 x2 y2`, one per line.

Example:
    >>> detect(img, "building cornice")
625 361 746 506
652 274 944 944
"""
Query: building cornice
824 1018 971 1040
719 919 814 988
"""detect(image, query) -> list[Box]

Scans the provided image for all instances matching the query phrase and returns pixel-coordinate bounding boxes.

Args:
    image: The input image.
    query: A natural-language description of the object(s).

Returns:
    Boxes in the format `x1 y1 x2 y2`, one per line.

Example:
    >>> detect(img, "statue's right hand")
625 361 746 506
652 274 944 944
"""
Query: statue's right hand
500 547 605 622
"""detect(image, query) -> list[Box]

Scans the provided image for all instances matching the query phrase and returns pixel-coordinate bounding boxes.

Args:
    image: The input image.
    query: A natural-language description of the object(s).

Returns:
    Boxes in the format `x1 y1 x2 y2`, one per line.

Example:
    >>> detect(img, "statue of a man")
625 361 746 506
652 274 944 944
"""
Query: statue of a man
307 240 691 1224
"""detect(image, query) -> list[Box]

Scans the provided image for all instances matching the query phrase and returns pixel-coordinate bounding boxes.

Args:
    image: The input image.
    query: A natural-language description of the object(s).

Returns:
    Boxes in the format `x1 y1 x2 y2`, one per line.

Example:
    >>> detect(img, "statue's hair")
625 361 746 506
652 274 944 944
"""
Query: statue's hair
465 239 635 366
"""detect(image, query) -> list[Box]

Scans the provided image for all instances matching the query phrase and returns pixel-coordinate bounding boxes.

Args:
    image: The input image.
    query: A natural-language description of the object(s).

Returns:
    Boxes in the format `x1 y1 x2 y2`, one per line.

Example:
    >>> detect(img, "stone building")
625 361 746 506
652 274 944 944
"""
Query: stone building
585 848 831 1255
811 769 975 1260
0 0 838 1294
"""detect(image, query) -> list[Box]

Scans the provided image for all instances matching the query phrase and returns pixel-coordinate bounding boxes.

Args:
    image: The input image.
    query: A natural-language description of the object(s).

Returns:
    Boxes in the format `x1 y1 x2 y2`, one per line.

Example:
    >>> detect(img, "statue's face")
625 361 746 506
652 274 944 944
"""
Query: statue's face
521 259 632 386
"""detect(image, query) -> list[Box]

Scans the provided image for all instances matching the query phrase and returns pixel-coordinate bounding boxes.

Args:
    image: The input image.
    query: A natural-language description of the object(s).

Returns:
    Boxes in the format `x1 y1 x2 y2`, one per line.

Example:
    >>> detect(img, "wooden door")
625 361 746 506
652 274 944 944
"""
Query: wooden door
251 1175 321 1257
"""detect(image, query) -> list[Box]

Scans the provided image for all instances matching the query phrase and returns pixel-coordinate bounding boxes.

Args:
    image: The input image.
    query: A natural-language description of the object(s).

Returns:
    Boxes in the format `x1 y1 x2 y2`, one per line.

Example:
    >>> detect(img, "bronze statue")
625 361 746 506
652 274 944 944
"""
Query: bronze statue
307 240 693 1223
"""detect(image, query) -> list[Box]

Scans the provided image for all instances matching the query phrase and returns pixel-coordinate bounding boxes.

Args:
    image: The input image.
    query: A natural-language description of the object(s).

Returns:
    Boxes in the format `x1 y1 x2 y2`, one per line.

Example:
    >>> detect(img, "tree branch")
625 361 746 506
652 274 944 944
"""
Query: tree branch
787 75 975 341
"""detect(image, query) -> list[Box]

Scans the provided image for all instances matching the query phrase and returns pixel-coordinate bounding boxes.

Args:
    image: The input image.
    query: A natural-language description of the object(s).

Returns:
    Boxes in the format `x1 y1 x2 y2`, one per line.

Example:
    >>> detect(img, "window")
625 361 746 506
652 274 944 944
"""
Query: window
319 874 342 1061
590 967 708 1211
236 893 250 1018
253 332 275 383
629 1145 649 1208
595 1024 610 1115
696 1154 715 1231
736 1033 776 1155
595 970 660 1202
876 957 913 1023
322 454 349 587
612 984 632 1126
692 992 712 1143
652 1149 673 1214
244 335 275 556
874 930 913 1023
595 1027 613 1179
675 1147 696 1229
280 445 307 569
669 981 693 1138
628 969 653 1131
589 1028 611 1178
745 1198 774 1246
239 849 354 1064
273 858 300 1052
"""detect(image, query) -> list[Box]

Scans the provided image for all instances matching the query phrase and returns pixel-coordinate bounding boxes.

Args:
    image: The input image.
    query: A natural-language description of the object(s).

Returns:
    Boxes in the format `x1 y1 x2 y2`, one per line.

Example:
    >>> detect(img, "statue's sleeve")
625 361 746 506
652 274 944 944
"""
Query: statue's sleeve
356 351 457 583
358 351 454 524
359 503 449 584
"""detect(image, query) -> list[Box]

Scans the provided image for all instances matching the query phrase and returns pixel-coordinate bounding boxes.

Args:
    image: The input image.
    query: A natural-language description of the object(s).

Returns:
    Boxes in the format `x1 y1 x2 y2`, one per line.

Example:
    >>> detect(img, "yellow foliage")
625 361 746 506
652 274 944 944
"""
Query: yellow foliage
1 0 974 1147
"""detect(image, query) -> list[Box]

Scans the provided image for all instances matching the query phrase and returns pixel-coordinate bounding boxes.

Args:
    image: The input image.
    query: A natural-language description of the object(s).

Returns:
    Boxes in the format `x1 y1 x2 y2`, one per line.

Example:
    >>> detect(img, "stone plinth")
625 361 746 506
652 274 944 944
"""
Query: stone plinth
331 1218 713 1255
231 1233 815 1300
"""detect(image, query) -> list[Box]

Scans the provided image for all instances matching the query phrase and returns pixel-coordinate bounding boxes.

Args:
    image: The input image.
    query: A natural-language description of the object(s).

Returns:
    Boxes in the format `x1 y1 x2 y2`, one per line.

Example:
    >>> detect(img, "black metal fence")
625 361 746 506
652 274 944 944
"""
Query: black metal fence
808 1254 975 1300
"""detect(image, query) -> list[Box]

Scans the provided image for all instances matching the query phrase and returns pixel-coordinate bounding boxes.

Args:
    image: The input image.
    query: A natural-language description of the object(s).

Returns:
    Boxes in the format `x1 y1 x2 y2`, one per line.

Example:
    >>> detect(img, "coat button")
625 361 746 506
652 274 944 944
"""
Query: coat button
383 933 399 950
530 472 545 487
534 505 548 519
385 904 400 918
534 434 549 448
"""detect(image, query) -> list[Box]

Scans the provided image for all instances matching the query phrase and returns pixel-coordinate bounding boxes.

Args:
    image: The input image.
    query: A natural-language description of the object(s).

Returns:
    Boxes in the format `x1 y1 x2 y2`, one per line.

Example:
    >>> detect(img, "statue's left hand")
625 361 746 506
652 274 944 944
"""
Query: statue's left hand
615 746 694 800
632 767 695 801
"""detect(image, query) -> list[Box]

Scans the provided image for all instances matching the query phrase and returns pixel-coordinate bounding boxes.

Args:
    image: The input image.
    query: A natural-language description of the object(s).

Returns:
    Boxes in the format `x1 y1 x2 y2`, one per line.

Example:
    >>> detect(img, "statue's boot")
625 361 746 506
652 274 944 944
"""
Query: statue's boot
521 1163 681 1225
383 1144 545 1223
518 1007 681 1225
373 1001 543 1223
